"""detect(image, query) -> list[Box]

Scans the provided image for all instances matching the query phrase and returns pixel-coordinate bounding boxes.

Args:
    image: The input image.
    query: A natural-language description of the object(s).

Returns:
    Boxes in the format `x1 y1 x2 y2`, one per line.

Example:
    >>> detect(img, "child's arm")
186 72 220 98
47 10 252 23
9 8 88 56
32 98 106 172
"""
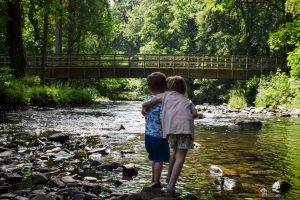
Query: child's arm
142 97 162 115
190 103 198 118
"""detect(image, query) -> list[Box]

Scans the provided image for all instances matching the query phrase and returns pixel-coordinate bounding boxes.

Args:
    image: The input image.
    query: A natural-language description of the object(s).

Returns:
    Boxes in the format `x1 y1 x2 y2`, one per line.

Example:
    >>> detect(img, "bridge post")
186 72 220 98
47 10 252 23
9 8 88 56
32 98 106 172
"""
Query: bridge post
246 56 248 79
188 55 190 78
260 56 263 76
143 54 146 77
113 54 116 77
231 55 233 79
173 55 175 75
217 56 219 79
158 55 160 71
128 54 131 77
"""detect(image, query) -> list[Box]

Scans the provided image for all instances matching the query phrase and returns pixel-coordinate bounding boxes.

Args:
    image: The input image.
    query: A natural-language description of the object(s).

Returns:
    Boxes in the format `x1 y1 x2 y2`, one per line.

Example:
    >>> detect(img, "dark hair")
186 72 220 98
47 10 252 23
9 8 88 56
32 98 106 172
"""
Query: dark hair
147 72 167 92
166 76 187 95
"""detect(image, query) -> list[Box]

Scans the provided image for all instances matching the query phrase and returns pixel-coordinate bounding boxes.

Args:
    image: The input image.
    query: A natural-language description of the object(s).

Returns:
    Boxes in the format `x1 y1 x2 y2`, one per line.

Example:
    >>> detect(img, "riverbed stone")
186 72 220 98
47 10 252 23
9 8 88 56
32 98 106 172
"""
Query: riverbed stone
4 173 23 185
214 176 237 191
31 172 48 185
30 194 53 200
81 181 102 195
122 164 138 178
47 176 66 188
289 109 300 117
0 150 16 158
48 133 70 143
272 180 292 193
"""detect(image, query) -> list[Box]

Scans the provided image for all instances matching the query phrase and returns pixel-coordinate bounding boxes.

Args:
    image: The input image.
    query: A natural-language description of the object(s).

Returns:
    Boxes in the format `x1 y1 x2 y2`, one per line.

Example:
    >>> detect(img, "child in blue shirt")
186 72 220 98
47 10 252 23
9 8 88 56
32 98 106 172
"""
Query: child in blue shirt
143 72 170 188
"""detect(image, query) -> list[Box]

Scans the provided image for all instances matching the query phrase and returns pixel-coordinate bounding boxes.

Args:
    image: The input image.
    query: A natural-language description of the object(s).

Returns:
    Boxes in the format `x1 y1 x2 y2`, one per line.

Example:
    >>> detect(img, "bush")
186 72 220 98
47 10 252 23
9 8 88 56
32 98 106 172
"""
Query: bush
193 79 234 104
255 71 292 107
228 89 247 108
290 79 300 108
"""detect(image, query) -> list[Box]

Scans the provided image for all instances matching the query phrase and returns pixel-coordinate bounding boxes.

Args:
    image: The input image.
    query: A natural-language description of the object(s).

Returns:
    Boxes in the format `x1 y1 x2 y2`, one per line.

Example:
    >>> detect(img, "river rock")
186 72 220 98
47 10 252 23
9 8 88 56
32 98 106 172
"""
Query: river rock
81 181 102 195
47 176 66 188
0 150 16 158
122 164 138 178
69 190 100 199
289 109 300 117
96 162 122 172
116 125 125 131
48 133 70 143
234 119 262 126
30 194 52 200
0 193 16 199
61 176 77 184
4 173 23 185
14 196 30 200
184 194 198 200
51 150 73 162
83 176 98 182
272 180 292 193
0 184 11 194
210 165 238 177
31 172 48 185
214 176 237 191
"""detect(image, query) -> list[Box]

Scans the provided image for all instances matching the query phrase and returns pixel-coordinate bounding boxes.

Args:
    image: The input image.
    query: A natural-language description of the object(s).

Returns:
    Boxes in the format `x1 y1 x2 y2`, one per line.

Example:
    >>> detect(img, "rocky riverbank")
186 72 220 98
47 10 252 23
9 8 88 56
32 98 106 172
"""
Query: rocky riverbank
0 130 199 200
196 103 300 118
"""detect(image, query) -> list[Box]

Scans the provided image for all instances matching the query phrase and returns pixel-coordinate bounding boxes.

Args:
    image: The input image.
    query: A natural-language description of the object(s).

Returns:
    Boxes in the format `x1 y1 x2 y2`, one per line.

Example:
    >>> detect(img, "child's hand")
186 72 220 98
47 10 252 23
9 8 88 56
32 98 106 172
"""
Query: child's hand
141 107 147 116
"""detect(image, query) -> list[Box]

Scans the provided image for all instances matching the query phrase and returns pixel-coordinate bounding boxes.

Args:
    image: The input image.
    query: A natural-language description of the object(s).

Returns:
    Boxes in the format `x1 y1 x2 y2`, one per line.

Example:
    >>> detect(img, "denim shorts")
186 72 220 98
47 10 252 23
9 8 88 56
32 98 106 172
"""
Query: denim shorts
167 134 194 149
145 134 170 162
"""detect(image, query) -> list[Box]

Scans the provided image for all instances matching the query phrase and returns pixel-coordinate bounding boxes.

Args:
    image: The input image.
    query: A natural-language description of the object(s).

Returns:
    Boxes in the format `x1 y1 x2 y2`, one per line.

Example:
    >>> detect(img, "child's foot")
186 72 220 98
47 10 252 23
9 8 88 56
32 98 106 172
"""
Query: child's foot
166 184 176 193
149 181 162 189
165 176 170 184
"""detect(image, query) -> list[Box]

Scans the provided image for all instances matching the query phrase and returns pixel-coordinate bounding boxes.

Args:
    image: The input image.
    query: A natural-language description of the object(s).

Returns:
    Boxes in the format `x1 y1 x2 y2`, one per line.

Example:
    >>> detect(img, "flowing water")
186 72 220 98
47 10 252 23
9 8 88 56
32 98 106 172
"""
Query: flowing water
1 101 300 199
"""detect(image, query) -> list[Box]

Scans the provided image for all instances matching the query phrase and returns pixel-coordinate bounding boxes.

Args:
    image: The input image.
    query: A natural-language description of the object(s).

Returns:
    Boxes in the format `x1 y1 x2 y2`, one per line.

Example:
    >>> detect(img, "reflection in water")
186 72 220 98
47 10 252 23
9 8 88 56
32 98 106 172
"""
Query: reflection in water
0 102 300 199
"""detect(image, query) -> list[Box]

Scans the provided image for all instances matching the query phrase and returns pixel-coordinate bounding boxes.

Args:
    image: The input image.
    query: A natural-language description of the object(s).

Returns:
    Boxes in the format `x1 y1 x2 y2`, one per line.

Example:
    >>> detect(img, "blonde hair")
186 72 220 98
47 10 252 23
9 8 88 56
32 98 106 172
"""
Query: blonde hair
166 76 187 95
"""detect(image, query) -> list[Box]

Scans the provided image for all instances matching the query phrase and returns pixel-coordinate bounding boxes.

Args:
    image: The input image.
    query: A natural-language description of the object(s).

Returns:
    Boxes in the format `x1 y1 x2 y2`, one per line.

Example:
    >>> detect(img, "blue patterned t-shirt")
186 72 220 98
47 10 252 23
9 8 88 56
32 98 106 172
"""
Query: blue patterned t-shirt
144 95 163 138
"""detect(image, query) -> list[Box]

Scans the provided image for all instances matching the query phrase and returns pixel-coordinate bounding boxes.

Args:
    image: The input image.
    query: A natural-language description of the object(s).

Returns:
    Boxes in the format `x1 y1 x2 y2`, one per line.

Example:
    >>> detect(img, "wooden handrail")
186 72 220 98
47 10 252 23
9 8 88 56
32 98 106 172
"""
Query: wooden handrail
0 54 282 80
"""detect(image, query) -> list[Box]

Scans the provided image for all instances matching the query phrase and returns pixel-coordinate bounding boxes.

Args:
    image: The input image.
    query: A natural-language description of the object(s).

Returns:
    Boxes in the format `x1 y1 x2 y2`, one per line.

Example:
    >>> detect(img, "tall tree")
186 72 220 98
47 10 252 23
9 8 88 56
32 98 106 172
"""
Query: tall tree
269 0 300 78
55 0 62 55
5 0 27 77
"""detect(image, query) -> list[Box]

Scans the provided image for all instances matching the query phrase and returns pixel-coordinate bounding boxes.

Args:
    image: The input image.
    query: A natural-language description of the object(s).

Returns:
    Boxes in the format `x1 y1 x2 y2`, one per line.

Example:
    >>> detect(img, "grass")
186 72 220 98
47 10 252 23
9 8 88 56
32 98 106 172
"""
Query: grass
228 89 247 108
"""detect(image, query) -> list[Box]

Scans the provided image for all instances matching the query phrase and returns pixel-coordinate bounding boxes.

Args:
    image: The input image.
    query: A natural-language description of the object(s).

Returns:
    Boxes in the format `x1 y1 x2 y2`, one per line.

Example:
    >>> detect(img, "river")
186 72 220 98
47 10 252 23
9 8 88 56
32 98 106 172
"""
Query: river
1 101 300 199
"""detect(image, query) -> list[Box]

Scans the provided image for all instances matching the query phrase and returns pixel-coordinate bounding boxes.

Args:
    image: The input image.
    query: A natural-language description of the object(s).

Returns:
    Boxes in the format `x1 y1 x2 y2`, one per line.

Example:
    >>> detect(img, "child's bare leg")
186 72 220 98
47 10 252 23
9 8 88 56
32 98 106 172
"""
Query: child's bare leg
151 162 155 182
166 149 176 183
168 149 188 188
153 162 163 183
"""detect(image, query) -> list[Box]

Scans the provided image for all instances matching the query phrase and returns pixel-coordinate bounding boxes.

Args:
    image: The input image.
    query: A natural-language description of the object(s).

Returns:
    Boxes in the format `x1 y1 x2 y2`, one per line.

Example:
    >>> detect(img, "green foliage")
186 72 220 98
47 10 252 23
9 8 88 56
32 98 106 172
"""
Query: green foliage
93 78 147 100
19 168 33 189
255 71 292 107
228 89 247 108
245 76 260 105
287 46 300 78
193 79 233 104
0 69 97 108
285 0 300 18
290 79 300 108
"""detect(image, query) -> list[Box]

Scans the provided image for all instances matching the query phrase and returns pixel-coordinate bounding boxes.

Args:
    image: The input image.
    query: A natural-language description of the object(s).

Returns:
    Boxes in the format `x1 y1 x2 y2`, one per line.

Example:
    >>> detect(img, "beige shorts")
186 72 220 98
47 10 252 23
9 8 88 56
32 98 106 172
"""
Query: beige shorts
167 134 194 149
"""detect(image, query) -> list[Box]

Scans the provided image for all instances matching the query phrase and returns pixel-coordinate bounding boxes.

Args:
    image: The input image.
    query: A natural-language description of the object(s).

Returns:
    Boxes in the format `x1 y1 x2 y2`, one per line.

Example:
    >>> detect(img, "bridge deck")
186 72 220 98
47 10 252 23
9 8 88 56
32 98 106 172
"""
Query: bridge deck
0 54 280 79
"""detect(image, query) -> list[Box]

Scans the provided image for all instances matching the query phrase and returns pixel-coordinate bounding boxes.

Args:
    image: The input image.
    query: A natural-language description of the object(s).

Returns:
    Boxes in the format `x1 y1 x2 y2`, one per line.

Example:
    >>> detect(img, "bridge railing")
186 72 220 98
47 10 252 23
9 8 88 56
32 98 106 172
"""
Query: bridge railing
0 54 281 79
0 54 278 69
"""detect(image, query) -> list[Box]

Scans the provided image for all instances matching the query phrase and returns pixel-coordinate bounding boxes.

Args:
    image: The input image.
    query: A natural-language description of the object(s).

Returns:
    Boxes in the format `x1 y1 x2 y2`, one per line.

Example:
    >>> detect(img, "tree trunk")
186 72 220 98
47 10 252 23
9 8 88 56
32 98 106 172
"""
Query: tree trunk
5 0 27 77
41 13 49 85
55 0 62 55
67 0 76 54
28 0 41 55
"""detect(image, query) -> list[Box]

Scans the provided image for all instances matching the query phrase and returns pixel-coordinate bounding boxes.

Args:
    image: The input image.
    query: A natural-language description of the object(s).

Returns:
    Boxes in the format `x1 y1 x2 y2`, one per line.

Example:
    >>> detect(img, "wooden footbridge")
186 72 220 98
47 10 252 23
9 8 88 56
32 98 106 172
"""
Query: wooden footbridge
0 54 283 80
